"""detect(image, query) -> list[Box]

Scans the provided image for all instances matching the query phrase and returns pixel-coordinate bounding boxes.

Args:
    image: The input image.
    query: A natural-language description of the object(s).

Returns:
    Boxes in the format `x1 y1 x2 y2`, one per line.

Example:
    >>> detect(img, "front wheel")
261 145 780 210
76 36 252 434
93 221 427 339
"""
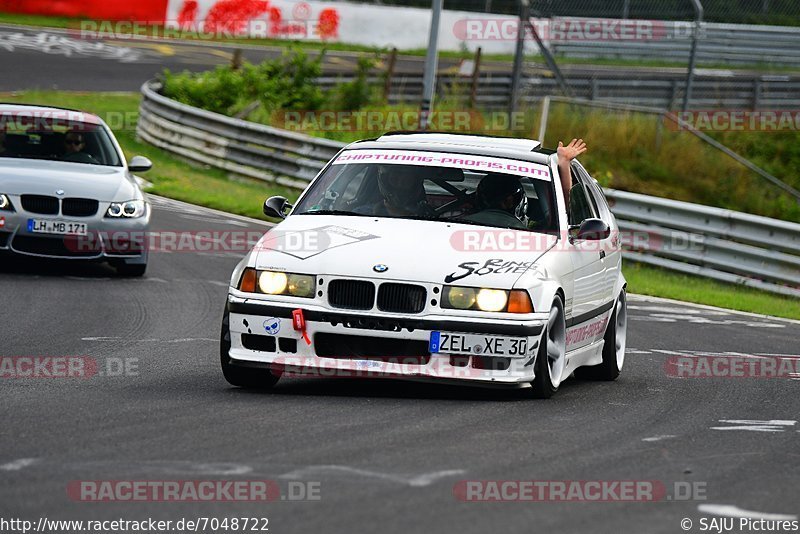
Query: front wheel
220 308 280 389
576 290 627 381
530 296 566 399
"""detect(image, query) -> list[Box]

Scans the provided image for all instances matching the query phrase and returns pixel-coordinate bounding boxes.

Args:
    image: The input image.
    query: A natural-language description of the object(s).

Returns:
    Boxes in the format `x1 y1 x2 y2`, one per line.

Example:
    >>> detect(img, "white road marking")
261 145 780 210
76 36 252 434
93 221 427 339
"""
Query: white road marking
698 504 798 520
711 420 797 432
628 305 728 316
627 294 800 326
179 213 249 227
642 435 676 442
625 349 652 354
0 458 38 471
278 466 466 487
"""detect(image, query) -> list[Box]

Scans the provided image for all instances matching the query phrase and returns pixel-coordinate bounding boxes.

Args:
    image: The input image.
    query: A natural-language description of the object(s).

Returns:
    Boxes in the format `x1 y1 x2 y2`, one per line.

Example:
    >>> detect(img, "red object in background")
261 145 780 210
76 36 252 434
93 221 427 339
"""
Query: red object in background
318 8 339 39
176 0 199 26
0 0 170 22
204 0 268 35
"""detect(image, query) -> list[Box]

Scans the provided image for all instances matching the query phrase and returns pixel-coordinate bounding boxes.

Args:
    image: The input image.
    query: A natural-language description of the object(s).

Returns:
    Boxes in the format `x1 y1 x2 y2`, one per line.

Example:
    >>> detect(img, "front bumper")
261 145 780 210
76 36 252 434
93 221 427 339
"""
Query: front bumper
225 297 548 386
0 207 150 261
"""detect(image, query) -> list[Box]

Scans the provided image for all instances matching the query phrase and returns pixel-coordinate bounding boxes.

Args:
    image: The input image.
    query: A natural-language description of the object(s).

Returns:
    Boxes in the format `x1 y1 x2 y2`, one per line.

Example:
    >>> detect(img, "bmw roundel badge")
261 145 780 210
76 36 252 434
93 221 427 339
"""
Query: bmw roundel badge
373 264 389 273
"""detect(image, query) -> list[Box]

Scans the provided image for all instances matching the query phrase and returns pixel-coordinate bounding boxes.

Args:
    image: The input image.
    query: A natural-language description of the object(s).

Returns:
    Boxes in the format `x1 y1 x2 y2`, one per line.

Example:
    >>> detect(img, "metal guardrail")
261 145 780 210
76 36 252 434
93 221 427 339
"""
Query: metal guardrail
138 81 341 190
317 73 800 111
137 80 800 298
551 21 800 67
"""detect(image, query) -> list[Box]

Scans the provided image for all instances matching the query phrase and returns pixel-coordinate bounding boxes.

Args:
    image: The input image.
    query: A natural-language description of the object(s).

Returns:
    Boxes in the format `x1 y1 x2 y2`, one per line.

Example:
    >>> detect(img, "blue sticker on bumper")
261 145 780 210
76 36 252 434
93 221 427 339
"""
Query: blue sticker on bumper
429 331 441 353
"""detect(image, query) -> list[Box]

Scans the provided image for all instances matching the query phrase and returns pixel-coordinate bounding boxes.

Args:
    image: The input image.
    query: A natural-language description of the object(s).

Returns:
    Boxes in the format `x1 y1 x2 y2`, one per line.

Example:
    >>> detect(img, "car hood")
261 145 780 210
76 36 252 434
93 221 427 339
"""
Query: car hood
253 215 558 287
0 159 135 201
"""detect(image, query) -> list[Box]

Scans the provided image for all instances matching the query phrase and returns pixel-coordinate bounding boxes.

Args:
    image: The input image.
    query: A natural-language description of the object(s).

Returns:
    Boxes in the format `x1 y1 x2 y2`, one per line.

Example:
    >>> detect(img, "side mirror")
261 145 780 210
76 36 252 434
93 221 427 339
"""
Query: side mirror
263 196 292 219
128 156 153 173
576 218 610 241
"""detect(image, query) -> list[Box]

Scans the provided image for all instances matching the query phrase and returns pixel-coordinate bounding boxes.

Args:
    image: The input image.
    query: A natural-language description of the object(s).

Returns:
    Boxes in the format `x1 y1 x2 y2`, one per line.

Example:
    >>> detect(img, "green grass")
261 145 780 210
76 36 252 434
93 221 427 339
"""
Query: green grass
624 262 800 320
2 89 796 318
0 90 297 220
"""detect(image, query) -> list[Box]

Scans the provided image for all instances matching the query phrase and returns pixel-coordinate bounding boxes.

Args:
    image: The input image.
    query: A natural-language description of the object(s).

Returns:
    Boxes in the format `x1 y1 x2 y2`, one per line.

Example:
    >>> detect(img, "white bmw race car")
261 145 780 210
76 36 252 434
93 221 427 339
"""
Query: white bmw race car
221 133 627 398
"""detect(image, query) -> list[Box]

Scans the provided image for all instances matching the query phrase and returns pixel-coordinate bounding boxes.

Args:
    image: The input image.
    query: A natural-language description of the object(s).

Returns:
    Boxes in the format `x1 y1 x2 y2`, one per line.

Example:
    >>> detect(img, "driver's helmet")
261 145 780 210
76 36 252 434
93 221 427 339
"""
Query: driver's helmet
476 174 529 226
377 165 427 210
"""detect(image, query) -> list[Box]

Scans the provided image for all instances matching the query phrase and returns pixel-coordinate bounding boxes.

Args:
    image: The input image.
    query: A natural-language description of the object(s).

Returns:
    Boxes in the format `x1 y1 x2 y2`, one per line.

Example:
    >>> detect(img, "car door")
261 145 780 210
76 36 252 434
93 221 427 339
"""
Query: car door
566 163 608 351
575 162 619 307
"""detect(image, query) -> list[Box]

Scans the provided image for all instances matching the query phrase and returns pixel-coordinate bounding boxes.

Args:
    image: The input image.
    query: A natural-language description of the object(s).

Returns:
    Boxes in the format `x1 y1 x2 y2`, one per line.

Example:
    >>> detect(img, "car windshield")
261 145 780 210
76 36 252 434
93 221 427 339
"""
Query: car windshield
293 149 558 232
0 113 122 167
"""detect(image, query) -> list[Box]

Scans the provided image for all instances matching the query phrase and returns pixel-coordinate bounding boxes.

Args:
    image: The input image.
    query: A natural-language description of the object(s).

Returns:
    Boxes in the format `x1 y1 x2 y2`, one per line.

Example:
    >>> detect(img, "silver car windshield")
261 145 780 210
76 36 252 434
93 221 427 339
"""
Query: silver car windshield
0 115 122 167
293 161 558 233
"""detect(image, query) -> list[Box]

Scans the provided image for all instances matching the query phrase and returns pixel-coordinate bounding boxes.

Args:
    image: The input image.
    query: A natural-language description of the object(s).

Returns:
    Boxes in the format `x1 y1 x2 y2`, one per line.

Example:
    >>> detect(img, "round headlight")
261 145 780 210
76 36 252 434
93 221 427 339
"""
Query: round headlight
446 286 477 310
288 274 314 297
258 271 288 295
123 202 138 216
0 194 9 210
107 203 122 217
476 289 508 312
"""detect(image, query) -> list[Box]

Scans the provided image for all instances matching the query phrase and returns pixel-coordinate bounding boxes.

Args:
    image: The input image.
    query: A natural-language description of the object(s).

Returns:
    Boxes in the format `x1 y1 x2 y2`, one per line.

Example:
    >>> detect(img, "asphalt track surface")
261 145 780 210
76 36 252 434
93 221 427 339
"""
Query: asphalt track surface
1 197 799 533
0 23 773 93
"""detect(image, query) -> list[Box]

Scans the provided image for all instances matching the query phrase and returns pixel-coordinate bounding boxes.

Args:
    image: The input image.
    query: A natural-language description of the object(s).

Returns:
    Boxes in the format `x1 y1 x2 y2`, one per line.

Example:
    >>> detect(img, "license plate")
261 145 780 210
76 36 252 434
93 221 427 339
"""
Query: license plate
28 219 88 236
429 331 529 358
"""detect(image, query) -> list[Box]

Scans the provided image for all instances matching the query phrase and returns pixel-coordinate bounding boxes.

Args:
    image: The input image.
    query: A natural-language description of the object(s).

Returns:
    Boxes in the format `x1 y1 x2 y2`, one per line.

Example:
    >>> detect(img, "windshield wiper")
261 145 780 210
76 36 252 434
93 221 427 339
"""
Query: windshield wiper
298 209 367 216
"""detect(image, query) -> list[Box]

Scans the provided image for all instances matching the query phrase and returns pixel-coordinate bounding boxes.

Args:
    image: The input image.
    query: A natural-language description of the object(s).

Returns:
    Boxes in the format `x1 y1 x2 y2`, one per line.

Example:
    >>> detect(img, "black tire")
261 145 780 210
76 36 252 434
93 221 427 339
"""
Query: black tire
531 296 566 399
220 308 280 389
114 262 147 277
576 290 627 381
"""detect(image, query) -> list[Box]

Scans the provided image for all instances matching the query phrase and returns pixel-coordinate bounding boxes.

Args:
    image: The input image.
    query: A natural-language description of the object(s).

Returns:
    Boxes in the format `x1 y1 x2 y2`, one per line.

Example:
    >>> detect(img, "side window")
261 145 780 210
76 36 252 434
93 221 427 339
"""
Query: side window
568 185 594 226
575 164 611 223
568 165 597 226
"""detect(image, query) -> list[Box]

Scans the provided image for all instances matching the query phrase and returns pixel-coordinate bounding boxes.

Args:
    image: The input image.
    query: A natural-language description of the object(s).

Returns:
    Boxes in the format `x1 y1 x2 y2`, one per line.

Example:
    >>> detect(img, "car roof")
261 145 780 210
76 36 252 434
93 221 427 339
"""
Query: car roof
0 103 104 126
345 131 554 165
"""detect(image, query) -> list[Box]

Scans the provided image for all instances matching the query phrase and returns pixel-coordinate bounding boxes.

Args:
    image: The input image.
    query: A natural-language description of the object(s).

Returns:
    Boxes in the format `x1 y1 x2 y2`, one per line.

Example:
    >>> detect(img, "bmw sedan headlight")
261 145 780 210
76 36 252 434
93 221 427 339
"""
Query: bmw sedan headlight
0 193 14 211
106 200 146 218
442 286 533 313
238 268 316 298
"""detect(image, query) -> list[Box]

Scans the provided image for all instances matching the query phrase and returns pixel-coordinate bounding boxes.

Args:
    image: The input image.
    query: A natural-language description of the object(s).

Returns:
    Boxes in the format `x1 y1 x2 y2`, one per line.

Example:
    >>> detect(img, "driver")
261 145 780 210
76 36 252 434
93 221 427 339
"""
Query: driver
356 165 434 217
461 174 529 230
62 131 98 163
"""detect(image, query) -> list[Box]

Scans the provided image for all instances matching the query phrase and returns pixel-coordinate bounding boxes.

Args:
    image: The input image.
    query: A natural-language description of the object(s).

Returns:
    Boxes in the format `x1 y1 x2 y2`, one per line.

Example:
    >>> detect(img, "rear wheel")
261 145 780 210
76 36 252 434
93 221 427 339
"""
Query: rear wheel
576 290 627 381
530 296 566 399
220 308 280 389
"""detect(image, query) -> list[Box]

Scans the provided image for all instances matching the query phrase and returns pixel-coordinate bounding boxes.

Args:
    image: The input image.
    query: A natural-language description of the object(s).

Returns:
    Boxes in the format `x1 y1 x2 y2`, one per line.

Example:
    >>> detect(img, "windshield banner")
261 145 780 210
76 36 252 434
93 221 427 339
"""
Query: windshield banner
333 150 551 182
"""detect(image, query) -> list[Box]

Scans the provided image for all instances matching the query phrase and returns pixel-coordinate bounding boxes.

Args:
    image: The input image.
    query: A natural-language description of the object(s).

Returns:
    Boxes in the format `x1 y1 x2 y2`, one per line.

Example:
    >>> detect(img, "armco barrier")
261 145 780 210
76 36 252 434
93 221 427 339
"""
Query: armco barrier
137 80 800 298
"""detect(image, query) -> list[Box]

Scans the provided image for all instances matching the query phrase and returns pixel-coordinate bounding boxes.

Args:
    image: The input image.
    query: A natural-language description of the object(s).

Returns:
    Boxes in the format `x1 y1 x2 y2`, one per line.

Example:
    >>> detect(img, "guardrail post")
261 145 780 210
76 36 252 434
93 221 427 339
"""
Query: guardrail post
383 48 397 102
682 0 704 112
753 78 762 110
470 47 482 109
537 95 551 143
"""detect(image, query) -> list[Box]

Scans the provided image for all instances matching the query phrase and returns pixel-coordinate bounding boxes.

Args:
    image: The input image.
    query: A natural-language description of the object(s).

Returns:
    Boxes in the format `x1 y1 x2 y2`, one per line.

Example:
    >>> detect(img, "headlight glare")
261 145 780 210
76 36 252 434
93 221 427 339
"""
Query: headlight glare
443 286 523 313
258 271 288 295
476 289 509 312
